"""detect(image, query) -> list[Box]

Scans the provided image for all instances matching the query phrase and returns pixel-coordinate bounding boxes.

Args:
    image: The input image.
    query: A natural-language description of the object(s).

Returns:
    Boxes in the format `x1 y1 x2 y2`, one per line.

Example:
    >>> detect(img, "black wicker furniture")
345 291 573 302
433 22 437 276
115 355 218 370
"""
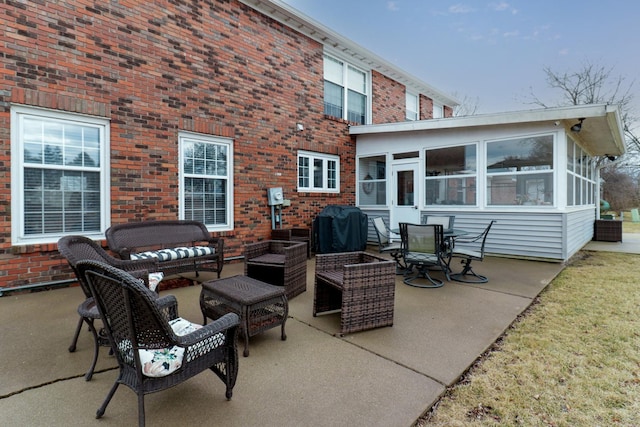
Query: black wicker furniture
244 240 307 299
76 260 239 427
313 251 395 336
200 275 288 357
57 235 160 381
106 220 224 278
271 227 312 258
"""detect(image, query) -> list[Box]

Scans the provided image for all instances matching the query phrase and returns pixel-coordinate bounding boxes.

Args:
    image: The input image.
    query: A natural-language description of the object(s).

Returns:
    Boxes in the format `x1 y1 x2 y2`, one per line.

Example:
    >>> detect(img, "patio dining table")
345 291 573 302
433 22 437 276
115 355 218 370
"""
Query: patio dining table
392 227 470 280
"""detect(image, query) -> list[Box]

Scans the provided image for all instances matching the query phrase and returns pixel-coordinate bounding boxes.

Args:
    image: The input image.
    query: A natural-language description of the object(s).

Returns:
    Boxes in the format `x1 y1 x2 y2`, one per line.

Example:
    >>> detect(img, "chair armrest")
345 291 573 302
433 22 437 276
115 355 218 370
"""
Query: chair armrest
283 241 306 262
156 295 179 321
177 313 240 347
316 252 362 272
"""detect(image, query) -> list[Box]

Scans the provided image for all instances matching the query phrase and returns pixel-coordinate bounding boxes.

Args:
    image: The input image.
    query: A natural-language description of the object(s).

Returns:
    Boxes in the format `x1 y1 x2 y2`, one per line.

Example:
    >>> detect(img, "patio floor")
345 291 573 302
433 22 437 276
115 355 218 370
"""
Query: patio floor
0 250 566 426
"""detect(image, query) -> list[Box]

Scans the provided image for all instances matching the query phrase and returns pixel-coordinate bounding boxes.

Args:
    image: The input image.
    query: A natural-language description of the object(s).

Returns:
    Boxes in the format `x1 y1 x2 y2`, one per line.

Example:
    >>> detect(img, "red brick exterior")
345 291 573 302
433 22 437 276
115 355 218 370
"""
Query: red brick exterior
0 0 442 290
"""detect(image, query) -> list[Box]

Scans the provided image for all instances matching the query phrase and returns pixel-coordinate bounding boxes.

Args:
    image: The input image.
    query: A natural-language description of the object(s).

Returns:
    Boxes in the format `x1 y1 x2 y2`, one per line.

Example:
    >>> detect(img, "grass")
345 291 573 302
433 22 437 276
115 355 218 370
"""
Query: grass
417 250 640 427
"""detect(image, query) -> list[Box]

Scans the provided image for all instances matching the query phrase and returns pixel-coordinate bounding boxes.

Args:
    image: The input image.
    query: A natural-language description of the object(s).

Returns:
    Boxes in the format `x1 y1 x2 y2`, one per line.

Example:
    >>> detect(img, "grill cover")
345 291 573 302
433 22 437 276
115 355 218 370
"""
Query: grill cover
313 205 368 253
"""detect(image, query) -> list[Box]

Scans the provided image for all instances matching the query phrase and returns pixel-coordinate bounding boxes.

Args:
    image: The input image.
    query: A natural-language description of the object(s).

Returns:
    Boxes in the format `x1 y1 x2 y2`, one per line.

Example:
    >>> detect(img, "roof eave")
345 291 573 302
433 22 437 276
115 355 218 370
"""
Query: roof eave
350 104 626 156
238 0 459 107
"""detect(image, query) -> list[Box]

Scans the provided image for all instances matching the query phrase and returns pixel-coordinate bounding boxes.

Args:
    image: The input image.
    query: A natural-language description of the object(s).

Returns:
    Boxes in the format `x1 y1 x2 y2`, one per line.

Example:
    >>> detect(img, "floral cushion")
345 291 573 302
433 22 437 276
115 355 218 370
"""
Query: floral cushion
147 271 164 292
130 246 215 262
117 317 224 378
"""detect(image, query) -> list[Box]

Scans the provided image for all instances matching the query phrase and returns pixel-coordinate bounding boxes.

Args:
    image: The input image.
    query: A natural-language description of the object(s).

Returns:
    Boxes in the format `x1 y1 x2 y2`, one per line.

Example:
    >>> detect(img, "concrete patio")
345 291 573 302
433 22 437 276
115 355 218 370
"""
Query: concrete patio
0 251 566 426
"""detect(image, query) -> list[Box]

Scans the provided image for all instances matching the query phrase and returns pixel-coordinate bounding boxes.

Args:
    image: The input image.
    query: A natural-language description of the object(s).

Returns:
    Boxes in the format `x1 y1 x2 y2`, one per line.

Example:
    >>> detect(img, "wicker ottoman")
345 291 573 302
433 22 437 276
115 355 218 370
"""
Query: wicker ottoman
200 275 288 357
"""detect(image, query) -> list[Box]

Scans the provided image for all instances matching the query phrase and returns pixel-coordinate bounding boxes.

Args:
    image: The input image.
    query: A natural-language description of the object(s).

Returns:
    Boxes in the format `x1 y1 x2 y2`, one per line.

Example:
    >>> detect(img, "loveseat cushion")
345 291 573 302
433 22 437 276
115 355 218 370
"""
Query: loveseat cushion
130 246 215 262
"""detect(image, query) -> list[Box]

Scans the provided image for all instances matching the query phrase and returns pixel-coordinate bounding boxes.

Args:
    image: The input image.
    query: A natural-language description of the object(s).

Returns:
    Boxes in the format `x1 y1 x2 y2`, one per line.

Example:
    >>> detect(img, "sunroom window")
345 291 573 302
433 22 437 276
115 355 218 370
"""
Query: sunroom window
11 106 108 244
567 136 595 206
486 134 554 206
425 145 477 206
179 133 233 230
358 155 386 205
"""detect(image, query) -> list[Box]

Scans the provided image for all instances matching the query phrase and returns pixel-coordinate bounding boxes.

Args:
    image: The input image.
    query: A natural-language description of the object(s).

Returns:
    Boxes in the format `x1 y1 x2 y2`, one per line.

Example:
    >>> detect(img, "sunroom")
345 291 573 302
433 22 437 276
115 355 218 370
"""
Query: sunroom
352 104 626 262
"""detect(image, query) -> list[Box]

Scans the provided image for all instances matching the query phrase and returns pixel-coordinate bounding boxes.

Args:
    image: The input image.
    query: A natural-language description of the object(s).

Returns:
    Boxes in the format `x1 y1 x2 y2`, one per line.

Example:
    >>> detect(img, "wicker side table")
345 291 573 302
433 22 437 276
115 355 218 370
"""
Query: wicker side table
200 275 288 357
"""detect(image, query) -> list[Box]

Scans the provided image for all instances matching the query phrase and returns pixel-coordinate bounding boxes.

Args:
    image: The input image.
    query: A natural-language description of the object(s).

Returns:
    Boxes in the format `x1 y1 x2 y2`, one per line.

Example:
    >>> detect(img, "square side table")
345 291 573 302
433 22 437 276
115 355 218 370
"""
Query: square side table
200 275 288 357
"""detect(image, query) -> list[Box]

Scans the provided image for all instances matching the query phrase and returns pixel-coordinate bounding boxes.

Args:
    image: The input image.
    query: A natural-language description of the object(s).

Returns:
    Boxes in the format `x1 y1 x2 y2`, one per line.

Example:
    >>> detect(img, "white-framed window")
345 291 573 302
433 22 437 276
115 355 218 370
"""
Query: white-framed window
425 144 477 206
406 92 419 121
432 102 444 119
323 54 368 124
358 155 386 205
486 134 555 206
11 105 110 245
566 136 595 206
179 132 233 231
298 150 339 193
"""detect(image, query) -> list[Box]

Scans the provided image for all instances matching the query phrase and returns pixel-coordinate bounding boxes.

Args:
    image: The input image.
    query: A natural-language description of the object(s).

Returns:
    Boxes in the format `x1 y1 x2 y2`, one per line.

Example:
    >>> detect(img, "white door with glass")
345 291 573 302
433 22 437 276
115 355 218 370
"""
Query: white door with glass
391 162 420 230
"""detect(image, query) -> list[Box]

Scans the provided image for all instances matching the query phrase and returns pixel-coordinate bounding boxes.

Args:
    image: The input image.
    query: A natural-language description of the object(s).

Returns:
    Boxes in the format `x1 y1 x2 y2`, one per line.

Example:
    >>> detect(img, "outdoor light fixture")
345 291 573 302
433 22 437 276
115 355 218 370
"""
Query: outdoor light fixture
296 123 304 132
571 117 585 132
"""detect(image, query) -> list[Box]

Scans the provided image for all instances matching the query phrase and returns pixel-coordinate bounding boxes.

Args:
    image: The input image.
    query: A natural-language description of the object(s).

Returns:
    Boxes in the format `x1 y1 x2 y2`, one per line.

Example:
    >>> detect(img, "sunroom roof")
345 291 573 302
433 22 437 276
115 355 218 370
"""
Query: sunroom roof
350 104 626 157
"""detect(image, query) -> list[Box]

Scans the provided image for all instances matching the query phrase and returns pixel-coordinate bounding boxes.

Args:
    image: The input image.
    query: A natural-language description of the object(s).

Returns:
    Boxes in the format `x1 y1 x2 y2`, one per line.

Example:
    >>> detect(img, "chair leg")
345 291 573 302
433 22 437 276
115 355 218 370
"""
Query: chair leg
450 259 488 283
403 264 444 288
96 381 119 419
84 318 101 381
68 316 84 352
138 393 145 427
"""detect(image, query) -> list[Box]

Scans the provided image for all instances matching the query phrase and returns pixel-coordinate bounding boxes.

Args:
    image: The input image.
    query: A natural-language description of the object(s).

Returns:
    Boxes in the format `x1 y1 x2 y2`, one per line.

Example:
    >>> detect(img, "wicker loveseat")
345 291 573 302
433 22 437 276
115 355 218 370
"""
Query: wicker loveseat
106 220 224 278
313 251 396 335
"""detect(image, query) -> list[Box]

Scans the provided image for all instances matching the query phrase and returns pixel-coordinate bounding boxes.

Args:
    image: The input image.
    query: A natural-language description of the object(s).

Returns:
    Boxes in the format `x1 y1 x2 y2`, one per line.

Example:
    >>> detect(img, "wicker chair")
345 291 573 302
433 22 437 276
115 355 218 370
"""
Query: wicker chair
76 260 240 427
57 235 160 381
271 227 312 258
313 251 396 335
244 240 307 299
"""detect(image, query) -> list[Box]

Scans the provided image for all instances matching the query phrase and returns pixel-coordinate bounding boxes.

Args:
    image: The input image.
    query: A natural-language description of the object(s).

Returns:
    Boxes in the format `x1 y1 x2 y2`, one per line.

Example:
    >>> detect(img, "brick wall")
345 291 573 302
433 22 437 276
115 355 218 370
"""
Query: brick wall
0 0 419 289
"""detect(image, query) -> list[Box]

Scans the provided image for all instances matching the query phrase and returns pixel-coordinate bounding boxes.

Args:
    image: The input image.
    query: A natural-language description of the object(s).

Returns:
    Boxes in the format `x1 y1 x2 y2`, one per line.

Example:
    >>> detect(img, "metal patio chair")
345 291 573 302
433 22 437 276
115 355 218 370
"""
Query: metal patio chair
448 220 496 283
400 223 449 288
370 216 405 273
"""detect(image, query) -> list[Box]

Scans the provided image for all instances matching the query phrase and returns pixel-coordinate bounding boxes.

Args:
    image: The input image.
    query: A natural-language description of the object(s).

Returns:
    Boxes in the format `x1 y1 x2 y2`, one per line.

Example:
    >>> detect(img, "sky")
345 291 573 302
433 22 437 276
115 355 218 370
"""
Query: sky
280 0 639 123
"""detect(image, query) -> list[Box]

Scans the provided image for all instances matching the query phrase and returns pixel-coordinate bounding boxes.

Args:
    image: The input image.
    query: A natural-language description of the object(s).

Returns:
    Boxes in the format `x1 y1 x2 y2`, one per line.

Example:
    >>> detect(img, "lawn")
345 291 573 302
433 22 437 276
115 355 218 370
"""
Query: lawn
417 249 640 426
